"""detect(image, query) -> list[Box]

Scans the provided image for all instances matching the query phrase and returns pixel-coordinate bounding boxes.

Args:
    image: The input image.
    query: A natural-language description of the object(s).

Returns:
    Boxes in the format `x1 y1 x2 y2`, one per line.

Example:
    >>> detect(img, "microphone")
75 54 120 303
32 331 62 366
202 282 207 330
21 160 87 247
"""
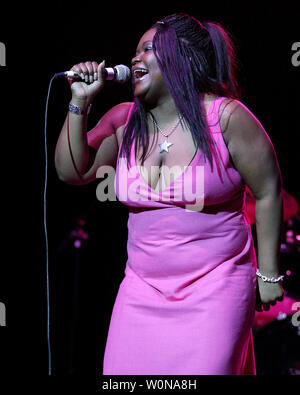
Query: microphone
54 64 131 83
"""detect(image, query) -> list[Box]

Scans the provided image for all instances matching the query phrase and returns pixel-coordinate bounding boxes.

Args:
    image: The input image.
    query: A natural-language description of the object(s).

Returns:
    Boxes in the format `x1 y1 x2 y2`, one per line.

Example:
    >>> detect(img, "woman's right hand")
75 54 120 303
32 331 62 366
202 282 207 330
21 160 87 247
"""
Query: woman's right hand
69 60 106 108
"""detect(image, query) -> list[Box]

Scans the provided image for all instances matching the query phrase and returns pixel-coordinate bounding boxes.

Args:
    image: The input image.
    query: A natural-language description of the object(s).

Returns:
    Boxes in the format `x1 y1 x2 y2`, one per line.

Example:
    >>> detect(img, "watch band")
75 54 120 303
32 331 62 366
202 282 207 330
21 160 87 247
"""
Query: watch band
69 101 92 115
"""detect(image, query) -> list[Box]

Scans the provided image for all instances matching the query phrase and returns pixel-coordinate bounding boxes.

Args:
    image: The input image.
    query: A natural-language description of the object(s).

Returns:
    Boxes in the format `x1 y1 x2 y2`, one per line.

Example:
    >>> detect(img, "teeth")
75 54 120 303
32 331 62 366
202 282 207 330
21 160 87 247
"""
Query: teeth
133 68 148 78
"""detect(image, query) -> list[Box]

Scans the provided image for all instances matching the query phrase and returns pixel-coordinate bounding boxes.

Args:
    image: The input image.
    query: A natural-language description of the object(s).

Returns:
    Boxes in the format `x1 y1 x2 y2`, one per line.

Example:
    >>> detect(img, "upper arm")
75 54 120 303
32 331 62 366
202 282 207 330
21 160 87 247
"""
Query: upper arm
221 100 282 200
82 102 132 183
87 102 132 151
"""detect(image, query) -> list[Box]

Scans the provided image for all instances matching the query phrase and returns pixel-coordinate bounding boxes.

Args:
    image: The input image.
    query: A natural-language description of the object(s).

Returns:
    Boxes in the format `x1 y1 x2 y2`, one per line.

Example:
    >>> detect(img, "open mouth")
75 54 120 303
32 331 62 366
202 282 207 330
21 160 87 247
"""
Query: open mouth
133 68 149 80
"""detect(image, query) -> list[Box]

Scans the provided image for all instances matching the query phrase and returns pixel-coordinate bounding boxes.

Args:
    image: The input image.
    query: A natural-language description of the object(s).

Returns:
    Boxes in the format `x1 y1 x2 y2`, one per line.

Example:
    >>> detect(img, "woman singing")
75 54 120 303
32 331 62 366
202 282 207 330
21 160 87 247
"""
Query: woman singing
55 13 284 374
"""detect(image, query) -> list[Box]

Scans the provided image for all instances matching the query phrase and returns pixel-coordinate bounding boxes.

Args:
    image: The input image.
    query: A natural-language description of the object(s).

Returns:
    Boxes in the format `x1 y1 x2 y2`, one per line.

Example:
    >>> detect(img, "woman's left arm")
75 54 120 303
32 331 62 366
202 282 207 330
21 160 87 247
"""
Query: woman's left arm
221 100 284 311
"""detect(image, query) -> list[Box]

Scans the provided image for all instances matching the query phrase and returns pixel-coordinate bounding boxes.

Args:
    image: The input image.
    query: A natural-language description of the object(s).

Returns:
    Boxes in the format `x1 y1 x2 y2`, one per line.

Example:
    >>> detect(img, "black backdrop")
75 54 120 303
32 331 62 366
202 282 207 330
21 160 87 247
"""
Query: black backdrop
0 1 299 386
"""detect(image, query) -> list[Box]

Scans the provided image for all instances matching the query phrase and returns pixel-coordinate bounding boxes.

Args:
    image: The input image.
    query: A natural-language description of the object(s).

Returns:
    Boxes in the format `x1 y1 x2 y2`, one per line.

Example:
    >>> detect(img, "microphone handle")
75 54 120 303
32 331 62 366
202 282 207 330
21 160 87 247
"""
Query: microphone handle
55 68 116 80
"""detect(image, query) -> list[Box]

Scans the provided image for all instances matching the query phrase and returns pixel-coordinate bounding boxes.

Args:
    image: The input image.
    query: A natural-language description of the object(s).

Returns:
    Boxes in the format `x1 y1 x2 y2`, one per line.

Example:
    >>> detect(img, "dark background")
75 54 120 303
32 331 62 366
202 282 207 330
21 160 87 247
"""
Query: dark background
0 1 299 386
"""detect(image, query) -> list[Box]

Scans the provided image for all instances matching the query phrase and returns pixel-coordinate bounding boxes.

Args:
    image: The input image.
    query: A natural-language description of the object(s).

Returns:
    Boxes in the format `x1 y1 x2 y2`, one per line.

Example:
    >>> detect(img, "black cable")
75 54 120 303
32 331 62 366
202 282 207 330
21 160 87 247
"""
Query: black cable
43 73 60 376
43 72 86 375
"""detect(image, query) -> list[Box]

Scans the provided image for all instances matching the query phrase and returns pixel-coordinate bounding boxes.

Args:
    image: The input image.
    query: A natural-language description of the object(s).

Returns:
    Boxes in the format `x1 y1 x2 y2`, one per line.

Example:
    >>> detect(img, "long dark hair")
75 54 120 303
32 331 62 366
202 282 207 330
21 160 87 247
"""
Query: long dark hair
120 13 240 171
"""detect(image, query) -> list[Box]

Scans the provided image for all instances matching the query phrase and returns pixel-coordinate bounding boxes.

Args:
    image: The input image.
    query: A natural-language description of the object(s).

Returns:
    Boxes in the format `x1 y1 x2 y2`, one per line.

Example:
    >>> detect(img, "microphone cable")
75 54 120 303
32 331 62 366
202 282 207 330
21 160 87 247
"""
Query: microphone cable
43 71 84 376
43 73 62 376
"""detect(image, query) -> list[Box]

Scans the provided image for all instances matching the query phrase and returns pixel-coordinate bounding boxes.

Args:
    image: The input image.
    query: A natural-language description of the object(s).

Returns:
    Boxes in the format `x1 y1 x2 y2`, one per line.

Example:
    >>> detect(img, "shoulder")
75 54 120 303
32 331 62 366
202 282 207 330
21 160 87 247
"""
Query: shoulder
107 102 134 147
218 99 277 171
87 102 134 150
218 99 264 143
104 101 134 129
216 99 282 197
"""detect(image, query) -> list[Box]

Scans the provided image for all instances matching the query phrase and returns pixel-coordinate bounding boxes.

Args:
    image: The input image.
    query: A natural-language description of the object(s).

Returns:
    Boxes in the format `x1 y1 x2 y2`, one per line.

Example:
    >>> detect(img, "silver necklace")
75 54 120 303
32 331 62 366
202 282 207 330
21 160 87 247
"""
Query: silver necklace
149 113 183 153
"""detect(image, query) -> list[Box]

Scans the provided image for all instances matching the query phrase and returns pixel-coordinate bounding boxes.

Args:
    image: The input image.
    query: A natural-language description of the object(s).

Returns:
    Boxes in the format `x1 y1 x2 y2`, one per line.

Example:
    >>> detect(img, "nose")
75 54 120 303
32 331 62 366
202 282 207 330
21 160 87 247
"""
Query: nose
131 54 142 67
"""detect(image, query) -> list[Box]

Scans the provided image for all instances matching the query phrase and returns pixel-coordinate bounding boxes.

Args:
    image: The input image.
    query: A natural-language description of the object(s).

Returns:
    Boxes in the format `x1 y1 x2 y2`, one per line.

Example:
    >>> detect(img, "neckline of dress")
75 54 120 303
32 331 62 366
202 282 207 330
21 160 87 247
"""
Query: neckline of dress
133 140 200 194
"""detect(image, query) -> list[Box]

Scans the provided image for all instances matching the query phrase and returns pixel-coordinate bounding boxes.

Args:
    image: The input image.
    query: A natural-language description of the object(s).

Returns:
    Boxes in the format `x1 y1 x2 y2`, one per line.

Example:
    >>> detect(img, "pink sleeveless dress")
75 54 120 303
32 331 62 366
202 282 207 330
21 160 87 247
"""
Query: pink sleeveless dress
101 97 257 375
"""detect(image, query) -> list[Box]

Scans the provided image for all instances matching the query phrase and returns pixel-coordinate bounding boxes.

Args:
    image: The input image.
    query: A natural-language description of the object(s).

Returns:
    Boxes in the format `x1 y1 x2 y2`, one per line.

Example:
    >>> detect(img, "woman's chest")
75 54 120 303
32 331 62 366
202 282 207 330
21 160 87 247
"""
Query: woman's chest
135 125 198 191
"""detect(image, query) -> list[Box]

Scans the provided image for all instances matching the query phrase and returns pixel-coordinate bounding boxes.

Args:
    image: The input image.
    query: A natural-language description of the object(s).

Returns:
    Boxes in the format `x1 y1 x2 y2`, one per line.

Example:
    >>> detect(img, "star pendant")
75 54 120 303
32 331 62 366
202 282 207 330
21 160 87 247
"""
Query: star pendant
159 140 173 153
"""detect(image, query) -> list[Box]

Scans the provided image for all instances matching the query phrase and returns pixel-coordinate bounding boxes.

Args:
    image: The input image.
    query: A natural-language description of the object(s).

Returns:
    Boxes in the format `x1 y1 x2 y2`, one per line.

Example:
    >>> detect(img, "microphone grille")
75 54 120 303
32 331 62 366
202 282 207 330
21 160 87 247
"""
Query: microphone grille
114 64 131 83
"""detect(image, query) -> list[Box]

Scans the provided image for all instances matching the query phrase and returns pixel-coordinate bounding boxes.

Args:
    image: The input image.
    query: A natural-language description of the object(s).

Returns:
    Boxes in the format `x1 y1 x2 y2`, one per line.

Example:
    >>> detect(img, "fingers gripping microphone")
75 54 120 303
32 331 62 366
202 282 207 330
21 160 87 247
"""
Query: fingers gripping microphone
55 64 131 83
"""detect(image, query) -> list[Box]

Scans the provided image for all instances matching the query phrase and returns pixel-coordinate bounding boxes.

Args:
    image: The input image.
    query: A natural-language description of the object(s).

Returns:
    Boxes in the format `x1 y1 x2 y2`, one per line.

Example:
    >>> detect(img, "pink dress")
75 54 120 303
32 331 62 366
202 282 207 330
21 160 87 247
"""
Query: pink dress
100 97 257 375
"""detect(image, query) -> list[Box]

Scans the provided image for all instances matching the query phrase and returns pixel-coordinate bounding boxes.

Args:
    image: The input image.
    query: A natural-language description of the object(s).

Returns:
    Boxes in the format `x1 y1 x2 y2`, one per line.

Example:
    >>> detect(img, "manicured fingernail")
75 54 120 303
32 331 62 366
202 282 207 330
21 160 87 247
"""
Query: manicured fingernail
94 72 97 80
85 75 89 82
80 73 84 80
89 75 93 83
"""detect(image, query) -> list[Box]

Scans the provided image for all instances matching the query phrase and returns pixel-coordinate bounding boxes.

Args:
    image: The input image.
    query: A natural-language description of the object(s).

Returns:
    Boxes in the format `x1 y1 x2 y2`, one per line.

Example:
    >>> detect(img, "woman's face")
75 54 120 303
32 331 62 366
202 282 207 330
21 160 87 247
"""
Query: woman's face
131 27 170 105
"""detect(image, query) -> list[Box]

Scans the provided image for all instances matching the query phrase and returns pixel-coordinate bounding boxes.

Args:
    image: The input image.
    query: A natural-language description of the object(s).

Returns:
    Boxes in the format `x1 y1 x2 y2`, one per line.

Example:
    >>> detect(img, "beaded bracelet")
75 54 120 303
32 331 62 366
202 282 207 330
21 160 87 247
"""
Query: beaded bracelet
256 269 284 283
69 101 92 115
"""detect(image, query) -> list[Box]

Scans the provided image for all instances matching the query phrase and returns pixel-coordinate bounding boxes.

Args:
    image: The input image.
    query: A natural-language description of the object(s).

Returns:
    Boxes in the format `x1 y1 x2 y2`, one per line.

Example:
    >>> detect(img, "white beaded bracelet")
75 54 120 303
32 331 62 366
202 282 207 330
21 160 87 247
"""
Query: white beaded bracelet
256 269 284 283
69 101 92 115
